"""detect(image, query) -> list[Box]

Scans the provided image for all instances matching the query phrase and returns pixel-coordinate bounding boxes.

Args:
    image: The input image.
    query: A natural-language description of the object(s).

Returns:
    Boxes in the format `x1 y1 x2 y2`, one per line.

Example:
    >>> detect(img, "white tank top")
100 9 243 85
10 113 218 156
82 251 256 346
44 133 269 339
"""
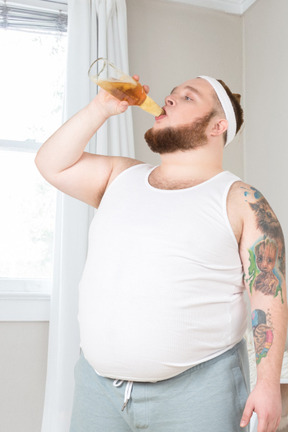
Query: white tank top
78 164 247 382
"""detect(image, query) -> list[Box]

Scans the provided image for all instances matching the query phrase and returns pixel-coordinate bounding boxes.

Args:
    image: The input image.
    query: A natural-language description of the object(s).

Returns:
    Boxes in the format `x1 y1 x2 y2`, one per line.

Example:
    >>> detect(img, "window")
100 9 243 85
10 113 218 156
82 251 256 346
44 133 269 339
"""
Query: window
0 0 68 320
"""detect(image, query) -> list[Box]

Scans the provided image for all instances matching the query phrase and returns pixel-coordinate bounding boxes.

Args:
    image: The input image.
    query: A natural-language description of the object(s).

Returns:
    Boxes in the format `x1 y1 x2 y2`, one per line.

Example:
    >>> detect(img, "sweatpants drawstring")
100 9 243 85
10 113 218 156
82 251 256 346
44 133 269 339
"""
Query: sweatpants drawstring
113 379 134 411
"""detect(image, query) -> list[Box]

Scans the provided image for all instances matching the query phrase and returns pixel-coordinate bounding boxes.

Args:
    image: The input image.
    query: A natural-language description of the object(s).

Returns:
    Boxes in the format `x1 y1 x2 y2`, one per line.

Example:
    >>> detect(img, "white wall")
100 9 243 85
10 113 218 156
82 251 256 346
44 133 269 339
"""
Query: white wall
126 0 244 177
244 0 288 255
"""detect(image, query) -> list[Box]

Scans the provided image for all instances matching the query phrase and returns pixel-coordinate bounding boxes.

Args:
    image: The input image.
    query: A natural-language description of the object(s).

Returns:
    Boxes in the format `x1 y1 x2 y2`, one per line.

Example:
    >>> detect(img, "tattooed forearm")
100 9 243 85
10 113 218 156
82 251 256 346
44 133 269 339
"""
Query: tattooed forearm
252 309 273 365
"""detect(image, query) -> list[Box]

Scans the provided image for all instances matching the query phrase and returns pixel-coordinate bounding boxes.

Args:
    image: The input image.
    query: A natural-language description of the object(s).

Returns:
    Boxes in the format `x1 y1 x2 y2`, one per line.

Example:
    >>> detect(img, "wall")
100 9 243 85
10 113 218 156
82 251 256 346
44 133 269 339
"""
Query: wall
244 0 288 254
0 322 48 432
126 0 244 177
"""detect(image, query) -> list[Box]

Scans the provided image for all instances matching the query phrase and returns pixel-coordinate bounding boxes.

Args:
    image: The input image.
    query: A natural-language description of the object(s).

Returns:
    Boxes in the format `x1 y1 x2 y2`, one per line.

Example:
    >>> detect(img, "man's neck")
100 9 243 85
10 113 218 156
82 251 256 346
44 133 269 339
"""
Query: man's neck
149 147 224 190
161 145 222 175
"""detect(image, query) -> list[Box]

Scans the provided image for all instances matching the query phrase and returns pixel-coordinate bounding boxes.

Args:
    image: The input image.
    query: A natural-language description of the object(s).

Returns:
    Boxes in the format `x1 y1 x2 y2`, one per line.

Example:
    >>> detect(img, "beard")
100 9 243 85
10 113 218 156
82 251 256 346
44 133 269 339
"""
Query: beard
144 111 215 154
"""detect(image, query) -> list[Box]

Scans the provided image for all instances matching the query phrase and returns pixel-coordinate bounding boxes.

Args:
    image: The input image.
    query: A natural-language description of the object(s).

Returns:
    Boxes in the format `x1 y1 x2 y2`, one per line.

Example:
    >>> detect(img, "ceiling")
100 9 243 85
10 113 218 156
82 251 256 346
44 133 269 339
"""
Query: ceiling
164 0 258 15
13 0 257 16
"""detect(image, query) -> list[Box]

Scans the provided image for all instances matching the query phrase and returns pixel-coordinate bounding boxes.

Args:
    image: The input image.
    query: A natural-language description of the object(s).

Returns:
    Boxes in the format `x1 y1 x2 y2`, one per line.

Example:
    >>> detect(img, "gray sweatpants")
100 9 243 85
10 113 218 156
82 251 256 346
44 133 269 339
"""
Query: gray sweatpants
70 339 250 432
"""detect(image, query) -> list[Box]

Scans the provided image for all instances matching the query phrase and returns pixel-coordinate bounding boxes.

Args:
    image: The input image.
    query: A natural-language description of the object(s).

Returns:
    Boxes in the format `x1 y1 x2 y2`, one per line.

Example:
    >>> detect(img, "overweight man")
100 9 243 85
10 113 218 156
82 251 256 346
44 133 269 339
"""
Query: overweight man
35 74 287 432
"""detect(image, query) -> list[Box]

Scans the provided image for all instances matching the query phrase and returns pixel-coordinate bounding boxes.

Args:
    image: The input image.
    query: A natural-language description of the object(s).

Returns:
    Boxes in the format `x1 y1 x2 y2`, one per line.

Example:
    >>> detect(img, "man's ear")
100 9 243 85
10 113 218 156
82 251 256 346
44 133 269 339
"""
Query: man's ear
210 119 228 137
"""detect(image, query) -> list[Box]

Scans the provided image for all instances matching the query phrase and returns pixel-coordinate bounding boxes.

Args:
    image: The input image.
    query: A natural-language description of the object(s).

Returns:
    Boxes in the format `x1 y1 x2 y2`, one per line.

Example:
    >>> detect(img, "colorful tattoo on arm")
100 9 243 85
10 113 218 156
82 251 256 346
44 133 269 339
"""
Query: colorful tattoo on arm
249 195 285 275
254 238 282 296
245 249 258 293
252 309 273 365
242 186 286 302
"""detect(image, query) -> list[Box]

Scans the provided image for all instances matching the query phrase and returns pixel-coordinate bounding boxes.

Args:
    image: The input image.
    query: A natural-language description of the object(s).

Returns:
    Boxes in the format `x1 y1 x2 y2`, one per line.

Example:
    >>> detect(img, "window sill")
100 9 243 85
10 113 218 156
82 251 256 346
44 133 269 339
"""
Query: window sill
0 292 50 321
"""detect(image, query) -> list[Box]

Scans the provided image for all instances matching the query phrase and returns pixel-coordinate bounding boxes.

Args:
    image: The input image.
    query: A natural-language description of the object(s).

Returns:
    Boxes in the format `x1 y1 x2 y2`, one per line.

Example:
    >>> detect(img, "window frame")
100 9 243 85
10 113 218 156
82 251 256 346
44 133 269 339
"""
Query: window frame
0 291 50 321
0 140 54 321
0 1 67 321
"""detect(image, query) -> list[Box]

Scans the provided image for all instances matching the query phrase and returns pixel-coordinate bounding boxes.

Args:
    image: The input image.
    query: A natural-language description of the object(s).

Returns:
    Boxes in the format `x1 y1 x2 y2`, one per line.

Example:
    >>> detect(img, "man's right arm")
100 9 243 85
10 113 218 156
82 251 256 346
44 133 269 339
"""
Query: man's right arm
35 89 140 208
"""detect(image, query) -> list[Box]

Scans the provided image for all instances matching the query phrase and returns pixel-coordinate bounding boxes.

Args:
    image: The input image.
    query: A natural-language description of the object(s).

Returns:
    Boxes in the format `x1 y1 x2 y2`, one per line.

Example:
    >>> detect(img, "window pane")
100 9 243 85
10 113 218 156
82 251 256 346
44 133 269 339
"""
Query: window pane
0 150 56 280
0 29 67 142
0 26 66 291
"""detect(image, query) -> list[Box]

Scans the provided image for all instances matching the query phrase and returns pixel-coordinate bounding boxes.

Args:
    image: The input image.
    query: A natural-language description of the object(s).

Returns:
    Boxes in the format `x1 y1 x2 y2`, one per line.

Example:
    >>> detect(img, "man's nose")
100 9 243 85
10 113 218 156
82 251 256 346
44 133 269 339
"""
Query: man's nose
165 95 176 106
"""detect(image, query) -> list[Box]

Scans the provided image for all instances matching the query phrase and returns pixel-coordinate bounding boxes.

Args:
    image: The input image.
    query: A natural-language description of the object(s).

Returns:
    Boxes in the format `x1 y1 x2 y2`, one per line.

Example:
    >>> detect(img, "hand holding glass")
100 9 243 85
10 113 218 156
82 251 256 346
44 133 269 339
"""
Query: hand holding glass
88 58 164 117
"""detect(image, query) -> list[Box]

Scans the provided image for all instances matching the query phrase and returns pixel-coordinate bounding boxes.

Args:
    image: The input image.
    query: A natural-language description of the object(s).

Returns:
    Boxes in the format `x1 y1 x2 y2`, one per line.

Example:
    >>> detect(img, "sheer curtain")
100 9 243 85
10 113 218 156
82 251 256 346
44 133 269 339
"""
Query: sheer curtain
41 1 133 431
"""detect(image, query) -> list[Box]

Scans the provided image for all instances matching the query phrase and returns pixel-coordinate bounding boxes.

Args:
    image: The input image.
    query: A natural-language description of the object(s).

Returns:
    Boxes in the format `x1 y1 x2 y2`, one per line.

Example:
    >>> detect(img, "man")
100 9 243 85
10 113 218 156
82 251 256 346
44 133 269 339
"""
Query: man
35 75 287 432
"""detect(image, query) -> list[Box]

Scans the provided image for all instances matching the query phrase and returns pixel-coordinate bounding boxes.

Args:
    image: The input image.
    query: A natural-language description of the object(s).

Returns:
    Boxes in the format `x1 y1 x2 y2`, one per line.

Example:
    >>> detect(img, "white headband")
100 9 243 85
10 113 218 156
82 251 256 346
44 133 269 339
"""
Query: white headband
198 76 237 146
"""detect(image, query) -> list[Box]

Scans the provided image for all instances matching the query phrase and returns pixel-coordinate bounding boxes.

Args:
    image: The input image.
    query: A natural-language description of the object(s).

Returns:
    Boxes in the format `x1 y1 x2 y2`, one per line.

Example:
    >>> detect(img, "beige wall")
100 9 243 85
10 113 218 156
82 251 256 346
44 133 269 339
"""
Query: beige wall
244 0 288 251
126 0 244 177
0 322 48 432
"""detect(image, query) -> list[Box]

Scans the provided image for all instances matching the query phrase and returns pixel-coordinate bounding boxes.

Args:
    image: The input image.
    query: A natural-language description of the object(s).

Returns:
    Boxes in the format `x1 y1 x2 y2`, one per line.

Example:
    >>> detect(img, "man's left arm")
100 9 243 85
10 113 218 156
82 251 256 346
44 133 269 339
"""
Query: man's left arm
237 185 288 432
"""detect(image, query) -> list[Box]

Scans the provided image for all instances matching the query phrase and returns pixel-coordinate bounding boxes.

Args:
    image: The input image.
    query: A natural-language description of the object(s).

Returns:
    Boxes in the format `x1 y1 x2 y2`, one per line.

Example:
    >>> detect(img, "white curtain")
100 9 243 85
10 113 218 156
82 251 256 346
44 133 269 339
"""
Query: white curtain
41 1 134 431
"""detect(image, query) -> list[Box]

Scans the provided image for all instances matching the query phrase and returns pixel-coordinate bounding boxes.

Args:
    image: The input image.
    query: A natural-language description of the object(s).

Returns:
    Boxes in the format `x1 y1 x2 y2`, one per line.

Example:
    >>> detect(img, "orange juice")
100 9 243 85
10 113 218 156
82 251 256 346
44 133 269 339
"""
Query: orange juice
98 79 146 105
97 79 164 116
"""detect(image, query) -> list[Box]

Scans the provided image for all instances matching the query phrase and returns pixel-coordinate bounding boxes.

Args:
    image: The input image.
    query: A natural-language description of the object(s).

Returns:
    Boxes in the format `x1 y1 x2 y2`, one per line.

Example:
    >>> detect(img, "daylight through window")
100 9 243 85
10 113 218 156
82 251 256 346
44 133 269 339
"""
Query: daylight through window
0 3 67 295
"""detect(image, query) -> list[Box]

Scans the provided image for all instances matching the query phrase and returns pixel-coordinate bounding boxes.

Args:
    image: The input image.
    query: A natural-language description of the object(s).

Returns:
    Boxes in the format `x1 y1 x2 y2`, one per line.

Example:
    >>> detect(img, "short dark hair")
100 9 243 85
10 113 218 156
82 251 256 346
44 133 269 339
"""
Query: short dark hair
216 79 244 135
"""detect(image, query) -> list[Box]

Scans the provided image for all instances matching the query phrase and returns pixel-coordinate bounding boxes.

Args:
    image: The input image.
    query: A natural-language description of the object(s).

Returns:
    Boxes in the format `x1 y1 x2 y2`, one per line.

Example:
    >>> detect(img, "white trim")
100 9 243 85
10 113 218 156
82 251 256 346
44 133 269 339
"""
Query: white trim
2 0 68 13
163 0 257 15
0 139 41 152
0 277 51 292
239 0 258 14
0 292 50 321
